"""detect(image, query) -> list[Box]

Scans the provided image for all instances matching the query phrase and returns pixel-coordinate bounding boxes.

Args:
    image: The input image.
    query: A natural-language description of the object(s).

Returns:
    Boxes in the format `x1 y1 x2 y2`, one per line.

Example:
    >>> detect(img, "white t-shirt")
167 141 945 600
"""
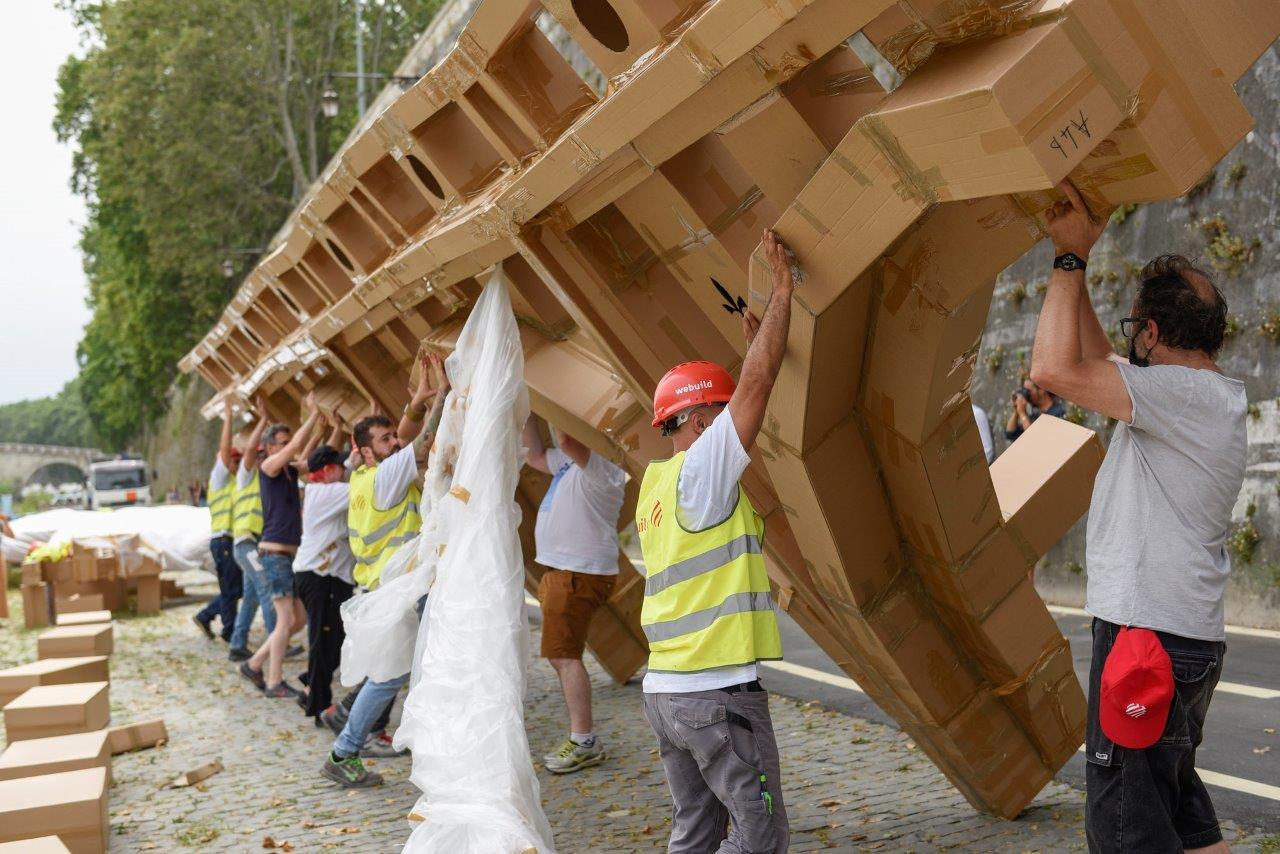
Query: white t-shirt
373 444 420 511
534 448 625 575
293 481 355 585
643 405 766 694
236 459 255 490
972 403 995 464
209 458 231 537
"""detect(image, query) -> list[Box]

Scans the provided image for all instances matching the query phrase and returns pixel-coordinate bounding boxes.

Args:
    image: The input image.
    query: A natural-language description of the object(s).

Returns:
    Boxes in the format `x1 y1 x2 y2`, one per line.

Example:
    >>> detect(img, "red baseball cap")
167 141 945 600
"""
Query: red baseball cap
1100 626 1174 748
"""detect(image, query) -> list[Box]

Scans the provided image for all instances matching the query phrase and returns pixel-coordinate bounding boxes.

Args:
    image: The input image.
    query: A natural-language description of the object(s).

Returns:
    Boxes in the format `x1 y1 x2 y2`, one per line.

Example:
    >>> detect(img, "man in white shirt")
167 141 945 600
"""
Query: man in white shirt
637 228 795 853
294 442 357 720
523 415 626 774
194 400 244 643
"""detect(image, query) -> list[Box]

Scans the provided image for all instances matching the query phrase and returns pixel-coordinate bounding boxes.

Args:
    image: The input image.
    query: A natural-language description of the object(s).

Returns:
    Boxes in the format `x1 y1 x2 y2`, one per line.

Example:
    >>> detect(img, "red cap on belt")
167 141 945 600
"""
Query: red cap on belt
1099 626 1174 749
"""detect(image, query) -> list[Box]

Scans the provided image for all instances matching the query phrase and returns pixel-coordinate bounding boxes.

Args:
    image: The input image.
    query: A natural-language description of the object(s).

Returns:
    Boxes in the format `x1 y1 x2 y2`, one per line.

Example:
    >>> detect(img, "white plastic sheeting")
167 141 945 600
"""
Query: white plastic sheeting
8 505 214 571
336 536 428 686
396 268 555 853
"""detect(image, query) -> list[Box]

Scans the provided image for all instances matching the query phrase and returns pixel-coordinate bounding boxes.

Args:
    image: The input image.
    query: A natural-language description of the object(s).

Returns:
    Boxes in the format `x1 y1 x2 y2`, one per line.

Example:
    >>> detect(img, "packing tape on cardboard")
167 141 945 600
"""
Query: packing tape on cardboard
859 114 940 206
872 0 1046 74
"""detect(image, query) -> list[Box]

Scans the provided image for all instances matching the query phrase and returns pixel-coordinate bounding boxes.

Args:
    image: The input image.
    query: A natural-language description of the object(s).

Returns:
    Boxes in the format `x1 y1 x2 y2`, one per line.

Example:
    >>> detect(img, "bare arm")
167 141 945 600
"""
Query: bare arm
398 350 446 445
261 394 320 478
218 399 236 469
729 228 795 452
325 414 344 451
241 399 270 473
299 413 325 463
1030 180 1132 422
523 415 550 473
557 431 591 469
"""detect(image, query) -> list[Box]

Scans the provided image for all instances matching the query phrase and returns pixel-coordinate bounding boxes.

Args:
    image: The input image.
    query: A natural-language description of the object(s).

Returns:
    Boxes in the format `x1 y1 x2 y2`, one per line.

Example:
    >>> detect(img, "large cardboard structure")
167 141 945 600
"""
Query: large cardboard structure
179 0 1280 817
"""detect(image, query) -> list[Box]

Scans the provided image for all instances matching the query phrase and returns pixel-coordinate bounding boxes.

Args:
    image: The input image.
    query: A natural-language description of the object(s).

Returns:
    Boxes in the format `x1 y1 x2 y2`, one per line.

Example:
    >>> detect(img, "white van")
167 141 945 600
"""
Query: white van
87 457 152 510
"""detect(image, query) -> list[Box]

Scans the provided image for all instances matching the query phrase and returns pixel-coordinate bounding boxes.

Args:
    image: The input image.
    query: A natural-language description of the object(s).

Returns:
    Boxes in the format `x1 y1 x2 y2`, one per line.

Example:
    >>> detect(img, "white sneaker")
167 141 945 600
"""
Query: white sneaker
543 736 605 774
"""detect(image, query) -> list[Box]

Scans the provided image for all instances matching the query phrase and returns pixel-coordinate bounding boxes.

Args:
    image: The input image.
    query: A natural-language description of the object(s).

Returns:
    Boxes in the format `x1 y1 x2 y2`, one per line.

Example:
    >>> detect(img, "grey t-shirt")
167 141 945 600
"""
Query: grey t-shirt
1085 362 1247 641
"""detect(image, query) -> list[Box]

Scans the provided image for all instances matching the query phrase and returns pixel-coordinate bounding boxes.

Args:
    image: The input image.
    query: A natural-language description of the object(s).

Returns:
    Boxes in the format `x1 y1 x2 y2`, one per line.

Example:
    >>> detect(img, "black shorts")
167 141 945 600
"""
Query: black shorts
1085 618 1225 852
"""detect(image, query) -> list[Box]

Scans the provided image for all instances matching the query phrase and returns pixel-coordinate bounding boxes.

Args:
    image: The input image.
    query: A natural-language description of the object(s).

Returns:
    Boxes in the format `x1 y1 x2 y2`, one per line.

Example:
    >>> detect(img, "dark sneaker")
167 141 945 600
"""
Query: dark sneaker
360 730 407 758
285 644 305 659
321 753 383 788
228 647 252 662
238 661 266 691
263 680 303 699
320 704 348 736
192 615 214 640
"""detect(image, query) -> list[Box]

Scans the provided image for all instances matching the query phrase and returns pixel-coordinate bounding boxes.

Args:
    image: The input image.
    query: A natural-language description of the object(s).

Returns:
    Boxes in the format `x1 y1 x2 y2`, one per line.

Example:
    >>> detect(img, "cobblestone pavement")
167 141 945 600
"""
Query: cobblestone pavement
0 584 1268 852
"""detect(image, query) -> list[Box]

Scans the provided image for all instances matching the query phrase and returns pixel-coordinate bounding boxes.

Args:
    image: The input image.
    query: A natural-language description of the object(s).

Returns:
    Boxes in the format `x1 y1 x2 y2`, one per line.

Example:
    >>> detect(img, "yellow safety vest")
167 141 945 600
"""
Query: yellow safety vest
347 465 422 589
636 452 781 673
231 469 263 540
209 477 234 536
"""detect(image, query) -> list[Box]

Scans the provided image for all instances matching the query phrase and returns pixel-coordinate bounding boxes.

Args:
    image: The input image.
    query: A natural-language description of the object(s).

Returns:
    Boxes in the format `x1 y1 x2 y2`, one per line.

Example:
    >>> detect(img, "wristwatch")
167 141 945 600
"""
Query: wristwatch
1053 252 1087 272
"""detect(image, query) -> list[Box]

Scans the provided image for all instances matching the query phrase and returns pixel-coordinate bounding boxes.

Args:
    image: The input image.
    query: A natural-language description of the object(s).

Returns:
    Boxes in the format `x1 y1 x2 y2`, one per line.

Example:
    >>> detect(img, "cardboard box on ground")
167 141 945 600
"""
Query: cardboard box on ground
174 0 1280 819
3 681 110 742
0 767 108 854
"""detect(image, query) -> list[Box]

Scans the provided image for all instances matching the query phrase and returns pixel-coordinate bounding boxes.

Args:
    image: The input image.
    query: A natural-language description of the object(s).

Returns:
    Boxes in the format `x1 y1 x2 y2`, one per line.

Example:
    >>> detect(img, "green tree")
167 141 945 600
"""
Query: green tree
55 0 440 448
0 378 93 448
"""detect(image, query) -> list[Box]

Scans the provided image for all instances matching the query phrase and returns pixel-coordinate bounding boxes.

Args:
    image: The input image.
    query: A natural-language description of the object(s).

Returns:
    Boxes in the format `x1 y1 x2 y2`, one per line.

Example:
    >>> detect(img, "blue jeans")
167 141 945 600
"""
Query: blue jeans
230 540 276 650
332 593 426 758
259 551 296 599
333 674 406 757
197 536 241 640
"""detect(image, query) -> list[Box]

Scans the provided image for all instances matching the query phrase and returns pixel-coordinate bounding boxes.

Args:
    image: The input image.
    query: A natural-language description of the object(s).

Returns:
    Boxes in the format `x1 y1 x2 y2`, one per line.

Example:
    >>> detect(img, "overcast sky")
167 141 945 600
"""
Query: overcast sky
0 3 90 406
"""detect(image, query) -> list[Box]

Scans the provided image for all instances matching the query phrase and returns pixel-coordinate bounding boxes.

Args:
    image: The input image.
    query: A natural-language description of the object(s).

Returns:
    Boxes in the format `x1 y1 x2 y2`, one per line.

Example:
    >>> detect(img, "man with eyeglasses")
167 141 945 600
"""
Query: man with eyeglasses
1031 180 1245 854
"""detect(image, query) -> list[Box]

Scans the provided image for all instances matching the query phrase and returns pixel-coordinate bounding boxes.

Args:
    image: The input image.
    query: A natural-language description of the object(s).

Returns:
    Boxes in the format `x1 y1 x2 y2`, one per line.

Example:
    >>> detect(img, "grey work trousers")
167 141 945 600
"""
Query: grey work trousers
643 685 789 854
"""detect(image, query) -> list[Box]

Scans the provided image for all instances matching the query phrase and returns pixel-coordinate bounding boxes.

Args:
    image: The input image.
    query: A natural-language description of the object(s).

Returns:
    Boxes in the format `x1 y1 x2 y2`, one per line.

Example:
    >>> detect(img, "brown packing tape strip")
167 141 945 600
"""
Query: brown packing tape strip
875 0 1047 74
650 185 765 271
1002 516 1041 565
859 114 939 206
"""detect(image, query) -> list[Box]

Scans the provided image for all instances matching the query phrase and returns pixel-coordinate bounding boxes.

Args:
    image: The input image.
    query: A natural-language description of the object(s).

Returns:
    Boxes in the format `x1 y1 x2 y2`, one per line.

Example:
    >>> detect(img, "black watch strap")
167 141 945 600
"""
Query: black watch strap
1054 252 1087 272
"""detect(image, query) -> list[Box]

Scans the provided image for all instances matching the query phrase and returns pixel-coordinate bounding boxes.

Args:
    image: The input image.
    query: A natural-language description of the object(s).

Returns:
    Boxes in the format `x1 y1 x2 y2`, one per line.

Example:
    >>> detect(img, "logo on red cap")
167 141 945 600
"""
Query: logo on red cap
1100 626 1174 749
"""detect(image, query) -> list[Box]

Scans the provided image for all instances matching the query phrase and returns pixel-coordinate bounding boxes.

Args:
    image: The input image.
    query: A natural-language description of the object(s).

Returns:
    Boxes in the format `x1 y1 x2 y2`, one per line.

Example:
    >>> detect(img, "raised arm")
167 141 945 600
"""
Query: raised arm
241 398 270 473
398 350 447 446
1030 180 1132 422
218 398 236 469
261 393 320 478
522 414 550 474
729 228 795 452
557 431 591 469
299 412 325 464
325 412 345 451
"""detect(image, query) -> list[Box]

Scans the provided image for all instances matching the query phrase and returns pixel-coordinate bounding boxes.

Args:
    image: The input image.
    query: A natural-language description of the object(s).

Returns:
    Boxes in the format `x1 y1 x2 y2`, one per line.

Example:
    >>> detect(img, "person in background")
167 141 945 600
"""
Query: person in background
523 415 626 774
1031 179 1244 854
238 394 324 698
321 351 447 788
165 485 181 504
228 401 272 662
637 228 794 853
294 434 357 722
193 399 243 643
972 402 995 464
1004 378 1065 442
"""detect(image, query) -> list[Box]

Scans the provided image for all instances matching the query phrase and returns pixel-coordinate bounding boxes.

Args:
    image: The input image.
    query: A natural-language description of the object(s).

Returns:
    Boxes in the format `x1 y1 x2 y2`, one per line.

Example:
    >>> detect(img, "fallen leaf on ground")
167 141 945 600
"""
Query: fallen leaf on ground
262 837 277 849
1252 746 1271 755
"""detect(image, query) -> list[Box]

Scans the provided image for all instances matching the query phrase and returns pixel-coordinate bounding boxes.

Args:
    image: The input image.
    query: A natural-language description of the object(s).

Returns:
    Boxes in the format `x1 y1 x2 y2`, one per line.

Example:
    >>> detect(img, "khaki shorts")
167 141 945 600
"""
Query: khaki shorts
537 568 615 659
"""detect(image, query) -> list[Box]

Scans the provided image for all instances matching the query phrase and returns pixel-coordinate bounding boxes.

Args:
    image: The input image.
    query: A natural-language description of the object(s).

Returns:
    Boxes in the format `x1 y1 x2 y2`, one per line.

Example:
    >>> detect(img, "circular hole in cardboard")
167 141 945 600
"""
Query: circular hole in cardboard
326 239 355 272
407 154 444 199
571 0 629 53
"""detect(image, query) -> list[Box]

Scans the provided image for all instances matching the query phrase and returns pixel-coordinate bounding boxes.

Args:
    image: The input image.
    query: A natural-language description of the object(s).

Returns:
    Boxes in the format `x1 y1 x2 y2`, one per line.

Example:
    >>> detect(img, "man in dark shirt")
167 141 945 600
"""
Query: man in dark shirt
1004 378 1065 441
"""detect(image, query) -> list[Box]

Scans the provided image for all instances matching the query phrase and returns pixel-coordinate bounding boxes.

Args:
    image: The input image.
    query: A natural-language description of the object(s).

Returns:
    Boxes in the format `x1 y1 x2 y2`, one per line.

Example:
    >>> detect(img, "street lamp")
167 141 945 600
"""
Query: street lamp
321 87 340 119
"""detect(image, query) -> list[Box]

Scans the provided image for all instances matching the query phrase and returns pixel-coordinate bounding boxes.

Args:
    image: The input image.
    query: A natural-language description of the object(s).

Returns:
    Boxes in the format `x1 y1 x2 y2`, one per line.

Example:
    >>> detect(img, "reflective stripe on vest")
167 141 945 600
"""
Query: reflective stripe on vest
231 469 263 539
347 465 422 589
208 479 234 534
636 453 781 673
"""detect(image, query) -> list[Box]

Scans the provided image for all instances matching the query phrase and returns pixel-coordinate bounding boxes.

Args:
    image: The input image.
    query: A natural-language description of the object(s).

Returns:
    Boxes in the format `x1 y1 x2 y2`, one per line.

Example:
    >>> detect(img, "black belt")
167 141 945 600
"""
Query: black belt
720 679 764 695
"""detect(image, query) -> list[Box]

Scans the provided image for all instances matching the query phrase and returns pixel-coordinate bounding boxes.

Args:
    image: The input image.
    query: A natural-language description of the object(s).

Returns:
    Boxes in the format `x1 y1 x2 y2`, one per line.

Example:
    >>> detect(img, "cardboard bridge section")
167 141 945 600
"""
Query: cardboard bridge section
180 0 1280 818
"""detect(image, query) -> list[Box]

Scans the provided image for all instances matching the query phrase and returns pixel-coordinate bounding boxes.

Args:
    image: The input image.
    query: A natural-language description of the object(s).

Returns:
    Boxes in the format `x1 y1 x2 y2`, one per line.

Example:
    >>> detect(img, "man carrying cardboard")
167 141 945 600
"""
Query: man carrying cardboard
1031 180 1245 854
228 401 271 662
194 399 243 643
522 415 626 774
637 228 794 853
321 351 447 788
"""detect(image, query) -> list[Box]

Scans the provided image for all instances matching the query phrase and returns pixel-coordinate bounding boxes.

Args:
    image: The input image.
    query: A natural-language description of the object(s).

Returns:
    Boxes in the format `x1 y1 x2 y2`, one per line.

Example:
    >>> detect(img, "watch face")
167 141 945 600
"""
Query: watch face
1057 254 1081 270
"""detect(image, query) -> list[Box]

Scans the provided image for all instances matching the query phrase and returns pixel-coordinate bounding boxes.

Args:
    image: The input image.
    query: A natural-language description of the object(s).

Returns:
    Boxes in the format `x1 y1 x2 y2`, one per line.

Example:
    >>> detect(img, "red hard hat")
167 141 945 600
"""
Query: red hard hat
651 361 736 427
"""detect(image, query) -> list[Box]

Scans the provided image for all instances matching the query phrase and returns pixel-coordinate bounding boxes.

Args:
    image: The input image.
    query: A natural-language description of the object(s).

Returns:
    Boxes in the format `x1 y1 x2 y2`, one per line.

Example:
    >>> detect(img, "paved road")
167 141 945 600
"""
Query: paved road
761 607 1280 835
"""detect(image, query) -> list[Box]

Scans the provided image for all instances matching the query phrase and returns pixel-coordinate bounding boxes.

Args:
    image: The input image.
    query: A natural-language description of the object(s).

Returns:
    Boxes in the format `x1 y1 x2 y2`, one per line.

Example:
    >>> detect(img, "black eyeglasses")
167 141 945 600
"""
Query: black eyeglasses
1120 317 1148 338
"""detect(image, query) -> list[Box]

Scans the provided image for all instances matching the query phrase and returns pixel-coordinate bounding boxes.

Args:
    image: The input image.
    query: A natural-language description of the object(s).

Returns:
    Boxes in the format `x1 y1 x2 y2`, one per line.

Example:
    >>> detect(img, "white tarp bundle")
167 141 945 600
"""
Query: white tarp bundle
394 267 555 853
7 505 214 571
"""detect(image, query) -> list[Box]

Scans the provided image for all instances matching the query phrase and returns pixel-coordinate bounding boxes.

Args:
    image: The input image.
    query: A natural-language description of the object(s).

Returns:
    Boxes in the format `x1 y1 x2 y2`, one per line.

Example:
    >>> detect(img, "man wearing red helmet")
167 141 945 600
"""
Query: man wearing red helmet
637 228 795 853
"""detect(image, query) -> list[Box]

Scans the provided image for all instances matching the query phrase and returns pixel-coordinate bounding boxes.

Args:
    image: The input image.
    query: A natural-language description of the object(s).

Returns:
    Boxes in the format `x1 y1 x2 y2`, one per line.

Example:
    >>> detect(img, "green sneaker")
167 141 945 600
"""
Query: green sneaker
321 752 384 788
543 736 605 774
